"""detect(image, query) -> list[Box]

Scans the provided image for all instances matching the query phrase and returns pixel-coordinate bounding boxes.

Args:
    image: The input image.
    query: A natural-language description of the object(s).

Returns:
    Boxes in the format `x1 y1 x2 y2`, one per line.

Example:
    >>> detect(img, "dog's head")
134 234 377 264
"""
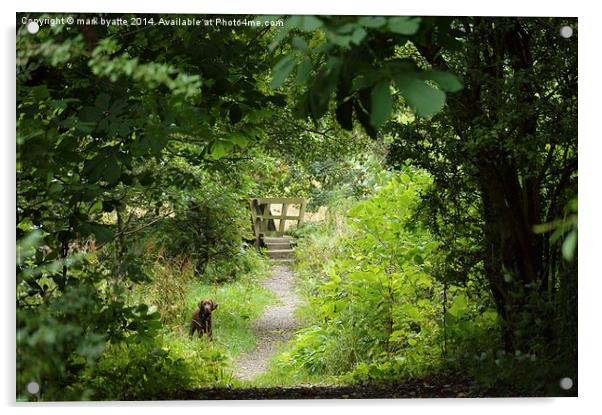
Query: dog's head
199 299 218 315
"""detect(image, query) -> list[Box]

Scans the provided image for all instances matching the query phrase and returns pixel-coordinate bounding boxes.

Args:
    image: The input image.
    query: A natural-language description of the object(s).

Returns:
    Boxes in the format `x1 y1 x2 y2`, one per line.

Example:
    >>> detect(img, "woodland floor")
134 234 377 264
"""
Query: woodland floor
232 263 302 381
177 374 485 400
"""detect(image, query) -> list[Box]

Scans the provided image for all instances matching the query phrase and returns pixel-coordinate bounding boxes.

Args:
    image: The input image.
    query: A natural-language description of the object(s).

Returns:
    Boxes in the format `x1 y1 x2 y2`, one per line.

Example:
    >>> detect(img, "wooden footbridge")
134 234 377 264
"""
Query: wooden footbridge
249 197 307 261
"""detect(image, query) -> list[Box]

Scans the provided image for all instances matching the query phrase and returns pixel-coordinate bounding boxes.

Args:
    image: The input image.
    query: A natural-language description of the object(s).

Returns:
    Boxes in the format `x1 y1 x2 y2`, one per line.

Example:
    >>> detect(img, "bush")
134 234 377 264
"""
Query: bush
272 170 503 387
147 175 255 277
16 232 162 401
75 334 230 400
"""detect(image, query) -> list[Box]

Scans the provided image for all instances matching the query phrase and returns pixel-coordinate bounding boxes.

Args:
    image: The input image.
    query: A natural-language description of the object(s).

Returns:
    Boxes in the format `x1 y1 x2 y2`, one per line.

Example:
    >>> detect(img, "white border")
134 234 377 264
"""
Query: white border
9 0 581 16
3 1 600 415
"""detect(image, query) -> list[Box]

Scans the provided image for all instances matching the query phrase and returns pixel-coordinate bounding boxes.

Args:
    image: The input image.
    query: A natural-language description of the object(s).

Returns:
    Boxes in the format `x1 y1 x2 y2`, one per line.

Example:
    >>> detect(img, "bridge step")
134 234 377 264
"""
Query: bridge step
267 249 295 259
265 242 292 250
262 236 295 261
269 258 295 264
263 236 293 243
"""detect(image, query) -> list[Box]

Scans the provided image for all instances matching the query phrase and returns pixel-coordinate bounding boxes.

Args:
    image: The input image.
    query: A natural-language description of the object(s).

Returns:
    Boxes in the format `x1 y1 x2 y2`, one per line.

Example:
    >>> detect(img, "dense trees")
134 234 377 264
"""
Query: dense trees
16 13 577 399
272 15 577 355
403 18 578 355
17 14 287 399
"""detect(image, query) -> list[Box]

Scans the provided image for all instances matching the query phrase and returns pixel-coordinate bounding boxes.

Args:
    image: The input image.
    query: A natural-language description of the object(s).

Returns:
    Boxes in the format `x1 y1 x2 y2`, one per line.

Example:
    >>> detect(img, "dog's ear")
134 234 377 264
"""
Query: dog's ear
198 301 204 309
212 302 218 310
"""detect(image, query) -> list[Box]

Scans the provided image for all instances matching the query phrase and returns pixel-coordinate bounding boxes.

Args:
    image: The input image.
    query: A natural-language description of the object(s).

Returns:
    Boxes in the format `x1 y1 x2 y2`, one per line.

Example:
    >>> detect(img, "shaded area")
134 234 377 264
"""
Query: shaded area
175 374 521 399
176 374 577 400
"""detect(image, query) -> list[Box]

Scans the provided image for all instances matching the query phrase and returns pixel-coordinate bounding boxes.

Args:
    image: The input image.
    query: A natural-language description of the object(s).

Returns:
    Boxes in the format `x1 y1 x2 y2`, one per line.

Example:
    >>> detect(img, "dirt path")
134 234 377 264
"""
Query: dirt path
233 263 301 381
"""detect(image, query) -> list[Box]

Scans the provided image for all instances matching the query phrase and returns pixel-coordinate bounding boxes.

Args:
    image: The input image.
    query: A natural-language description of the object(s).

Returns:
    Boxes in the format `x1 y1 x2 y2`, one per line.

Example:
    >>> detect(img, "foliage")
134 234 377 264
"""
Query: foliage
274 14 578 359
267 172 495 386
16 12 577 399
74 335 230 400
16 232 162 401
268 16 463 134
383 18 578 355
16 13 283 399
135 251 194 327
69 249 273 400
140 167 258 277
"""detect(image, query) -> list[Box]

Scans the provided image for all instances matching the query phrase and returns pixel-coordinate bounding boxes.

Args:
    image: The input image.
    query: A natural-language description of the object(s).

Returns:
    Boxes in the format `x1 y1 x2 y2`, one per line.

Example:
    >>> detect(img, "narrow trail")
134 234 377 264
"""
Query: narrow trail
233 263 301 381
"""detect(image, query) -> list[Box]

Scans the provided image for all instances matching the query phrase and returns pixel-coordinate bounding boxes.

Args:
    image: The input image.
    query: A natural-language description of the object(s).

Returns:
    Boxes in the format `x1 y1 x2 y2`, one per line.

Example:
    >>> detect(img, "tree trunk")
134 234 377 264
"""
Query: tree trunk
477 158 545 350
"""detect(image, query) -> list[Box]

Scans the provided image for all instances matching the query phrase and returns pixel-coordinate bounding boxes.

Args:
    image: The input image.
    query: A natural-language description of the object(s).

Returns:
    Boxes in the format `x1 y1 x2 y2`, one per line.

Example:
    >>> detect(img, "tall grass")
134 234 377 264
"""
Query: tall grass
85 246 278 396
138 248 194 327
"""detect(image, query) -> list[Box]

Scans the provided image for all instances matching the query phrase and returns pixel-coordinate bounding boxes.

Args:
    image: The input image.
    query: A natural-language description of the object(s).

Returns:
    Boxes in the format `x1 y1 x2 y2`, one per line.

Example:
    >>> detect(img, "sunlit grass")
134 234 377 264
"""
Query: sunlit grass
132 249 277 387
183 273 276 357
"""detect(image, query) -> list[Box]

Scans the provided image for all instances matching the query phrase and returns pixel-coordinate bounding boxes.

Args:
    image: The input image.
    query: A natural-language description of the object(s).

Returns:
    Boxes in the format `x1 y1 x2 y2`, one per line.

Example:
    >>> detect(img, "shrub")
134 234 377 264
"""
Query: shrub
75 334 230 400
273 170 503 387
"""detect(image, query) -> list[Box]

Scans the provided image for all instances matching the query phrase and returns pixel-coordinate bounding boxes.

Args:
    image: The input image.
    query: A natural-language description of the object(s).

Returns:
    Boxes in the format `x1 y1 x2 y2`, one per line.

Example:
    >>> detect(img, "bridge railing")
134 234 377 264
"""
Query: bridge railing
249 197 307 244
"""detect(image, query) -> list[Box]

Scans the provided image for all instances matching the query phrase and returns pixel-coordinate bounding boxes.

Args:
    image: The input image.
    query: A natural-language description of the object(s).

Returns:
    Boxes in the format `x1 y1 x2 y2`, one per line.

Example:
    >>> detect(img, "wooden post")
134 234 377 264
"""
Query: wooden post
260 203 270 234
278 203 288 235
298 199 306 227
250 199 260 247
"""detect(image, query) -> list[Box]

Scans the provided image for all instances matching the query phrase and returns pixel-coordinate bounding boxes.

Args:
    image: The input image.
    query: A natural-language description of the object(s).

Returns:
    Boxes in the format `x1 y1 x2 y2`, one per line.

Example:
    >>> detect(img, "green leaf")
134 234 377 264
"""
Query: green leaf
358 16 387 28
351 27 367 45
423 70 463 92
82 151 121 185
48 182 63 195
227 132 249 148
296 58 312 85
336 23 357 34
297 16 323 32
353 72 383 90
389 329 405 342
327 32 352 48
79 106 102 123
370 81 392 128
31 85 50 101
209 140 234 159
94 93 111 111
270 55 296 89
82 155 105 183
387 17 421 35
88 199 103 214
283 16 323 34
394 76 446 117
104 158 121 185
401 303 421 321
562 231 577 261
291 36 308 52
449 294 468 318
413 254 424 265
136 127 168 155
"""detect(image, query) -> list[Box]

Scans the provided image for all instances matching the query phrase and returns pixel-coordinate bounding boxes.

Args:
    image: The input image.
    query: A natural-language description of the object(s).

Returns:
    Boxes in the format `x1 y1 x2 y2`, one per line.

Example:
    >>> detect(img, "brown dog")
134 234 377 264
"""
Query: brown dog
189 299 218 340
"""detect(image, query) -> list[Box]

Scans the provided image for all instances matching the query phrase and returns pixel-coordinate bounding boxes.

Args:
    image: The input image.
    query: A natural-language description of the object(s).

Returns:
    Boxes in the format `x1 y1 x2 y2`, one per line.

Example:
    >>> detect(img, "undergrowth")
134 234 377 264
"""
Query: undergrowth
257 172 499 390
73 247 275 399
